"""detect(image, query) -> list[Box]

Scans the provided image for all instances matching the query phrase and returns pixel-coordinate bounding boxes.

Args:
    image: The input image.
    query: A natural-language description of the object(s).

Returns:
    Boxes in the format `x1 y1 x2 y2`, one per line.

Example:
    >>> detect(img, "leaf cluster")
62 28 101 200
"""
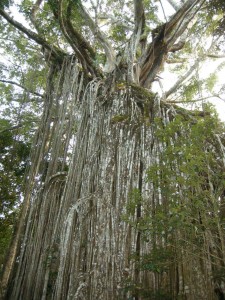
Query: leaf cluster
0 0 11 10
123 110 225 296
206 0 225 36
0 118 31 272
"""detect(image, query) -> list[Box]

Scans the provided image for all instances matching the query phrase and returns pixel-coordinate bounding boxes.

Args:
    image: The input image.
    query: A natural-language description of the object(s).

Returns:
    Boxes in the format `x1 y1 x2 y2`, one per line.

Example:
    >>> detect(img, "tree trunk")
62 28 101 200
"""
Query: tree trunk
4 57 225 300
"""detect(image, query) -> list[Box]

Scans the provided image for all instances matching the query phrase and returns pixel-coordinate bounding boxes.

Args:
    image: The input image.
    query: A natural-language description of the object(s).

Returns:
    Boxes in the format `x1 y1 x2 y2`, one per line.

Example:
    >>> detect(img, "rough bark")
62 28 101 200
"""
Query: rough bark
3 57 224 300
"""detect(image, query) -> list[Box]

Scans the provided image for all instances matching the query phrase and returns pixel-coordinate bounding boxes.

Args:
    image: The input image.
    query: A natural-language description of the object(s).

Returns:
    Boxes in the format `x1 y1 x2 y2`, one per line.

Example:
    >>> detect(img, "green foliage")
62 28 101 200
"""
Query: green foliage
0 118 31 273
140 246 175 273
126 188 142 215
0 0 10 9
143 0 159 25
48 0 58 13
123 109 225 297
150 112 224 217
205 73 218 92
0 216 14 268
110 24 127 42
205 0 225 36
122 277 173 300
180 77 201 101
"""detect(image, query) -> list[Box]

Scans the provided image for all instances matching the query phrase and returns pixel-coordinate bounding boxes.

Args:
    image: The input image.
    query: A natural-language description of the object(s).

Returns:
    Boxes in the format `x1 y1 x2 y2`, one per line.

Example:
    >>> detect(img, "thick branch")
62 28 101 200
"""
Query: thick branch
165 0 203 36
139 0 205 87
133 0 146 53
66 2 96 59
30 0 44 30
0 79 44 98
134 0 145 35
57 0 97 76
31 0 43 17
0 9 66 63
50 0 102 77
76 1 116 72
169 40 185 52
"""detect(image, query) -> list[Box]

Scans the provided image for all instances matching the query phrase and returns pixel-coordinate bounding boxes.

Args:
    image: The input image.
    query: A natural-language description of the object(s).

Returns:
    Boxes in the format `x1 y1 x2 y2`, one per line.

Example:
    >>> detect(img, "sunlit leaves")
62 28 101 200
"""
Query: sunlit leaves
110 24 127 42
205 73 218 93
206 0 225 36
181 77 200 101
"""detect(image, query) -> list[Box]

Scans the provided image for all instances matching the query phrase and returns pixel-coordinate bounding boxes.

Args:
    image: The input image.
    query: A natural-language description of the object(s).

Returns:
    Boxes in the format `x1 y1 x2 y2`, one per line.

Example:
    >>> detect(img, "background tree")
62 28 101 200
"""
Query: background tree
0 118 30 267
0 0 225 299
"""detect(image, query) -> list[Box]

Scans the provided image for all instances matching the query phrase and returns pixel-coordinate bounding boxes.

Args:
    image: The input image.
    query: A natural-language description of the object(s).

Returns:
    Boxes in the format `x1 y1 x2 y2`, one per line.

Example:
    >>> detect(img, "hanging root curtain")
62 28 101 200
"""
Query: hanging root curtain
6 57 225 300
